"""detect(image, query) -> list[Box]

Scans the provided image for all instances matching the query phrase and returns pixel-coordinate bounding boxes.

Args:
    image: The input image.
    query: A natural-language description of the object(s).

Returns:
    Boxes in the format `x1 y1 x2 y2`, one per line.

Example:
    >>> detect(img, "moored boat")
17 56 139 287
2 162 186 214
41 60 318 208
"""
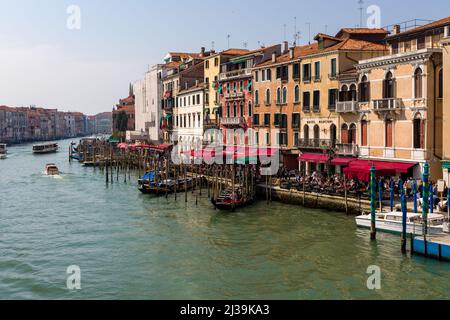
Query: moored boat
0 144 7 159
212 188 255 211
33 143 59 154
45 163 60 176
138 172 193 195
355 211 445 236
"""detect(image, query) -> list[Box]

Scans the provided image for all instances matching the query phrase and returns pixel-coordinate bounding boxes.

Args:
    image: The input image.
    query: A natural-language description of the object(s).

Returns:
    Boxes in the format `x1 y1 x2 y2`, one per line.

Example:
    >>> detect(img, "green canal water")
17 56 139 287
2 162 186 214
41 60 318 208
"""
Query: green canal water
0 139 449 300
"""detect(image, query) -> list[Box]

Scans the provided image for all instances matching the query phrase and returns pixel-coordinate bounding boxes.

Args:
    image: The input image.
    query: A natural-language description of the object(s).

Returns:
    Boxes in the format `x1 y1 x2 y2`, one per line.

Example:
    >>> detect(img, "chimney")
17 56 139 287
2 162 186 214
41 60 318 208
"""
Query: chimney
393 25 401 35
289 47 295 59
195 80 199 86
200 47 206 57
283 41 289 54
185 82 188 90
272 53 277 63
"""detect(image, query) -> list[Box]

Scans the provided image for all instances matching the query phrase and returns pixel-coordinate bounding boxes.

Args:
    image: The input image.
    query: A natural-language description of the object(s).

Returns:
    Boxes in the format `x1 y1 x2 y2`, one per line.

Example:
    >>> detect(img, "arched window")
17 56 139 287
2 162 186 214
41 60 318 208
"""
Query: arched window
226 83 230 93
349 84 357 101
226 103 230 118
359 75 370 102
313 125 320 139
339 85 349 102
383 71 395 99
414 68 423 99
282 87 287 104
330 124 337 147
233 103 237 117
277 88 281 104
239 102 244 117
267 69 272 81
413 114 425 149
248 102 253 117
304 124 310 140
349 123 357 144
385 118 393 148
294 85 300 103
255 90 259 105
361 119 368 146
341 124 349 144
266 89 271 105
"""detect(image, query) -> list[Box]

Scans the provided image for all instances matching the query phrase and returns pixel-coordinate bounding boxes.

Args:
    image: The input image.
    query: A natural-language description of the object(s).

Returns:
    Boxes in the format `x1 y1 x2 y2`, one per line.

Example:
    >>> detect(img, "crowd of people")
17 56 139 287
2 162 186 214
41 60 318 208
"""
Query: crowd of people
275 169 449 212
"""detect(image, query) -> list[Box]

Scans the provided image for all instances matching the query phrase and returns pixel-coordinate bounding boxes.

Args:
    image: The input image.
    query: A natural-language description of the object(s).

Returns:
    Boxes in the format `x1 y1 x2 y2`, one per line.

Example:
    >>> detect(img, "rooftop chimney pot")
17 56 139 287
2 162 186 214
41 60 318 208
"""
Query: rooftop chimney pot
393 24 401 35
272 53 277 63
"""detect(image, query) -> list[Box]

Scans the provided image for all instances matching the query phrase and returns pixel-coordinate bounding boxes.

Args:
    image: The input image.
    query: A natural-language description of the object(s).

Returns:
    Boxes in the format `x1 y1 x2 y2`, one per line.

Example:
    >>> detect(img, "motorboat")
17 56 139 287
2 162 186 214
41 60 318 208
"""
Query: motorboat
355 211 445 236
45 164 60 176
33 143 59 154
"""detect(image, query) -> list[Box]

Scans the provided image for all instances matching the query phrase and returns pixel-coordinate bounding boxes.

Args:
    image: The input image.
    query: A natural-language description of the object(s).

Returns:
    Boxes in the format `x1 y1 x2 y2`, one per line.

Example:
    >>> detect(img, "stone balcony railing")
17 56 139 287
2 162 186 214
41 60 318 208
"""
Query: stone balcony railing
219 68 252 81
221 117 246 127
296 139 337 149
336 143 359 157
372 98 403 112
336 101 359 113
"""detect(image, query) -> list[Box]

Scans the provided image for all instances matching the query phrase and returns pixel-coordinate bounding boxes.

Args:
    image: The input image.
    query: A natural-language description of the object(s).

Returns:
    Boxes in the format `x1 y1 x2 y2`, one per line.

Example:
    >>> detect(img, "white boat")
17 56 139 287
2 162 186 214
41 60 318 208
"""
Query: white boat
45 164 60 176
0 143 6 159
355 211 445 236
33 143 59 154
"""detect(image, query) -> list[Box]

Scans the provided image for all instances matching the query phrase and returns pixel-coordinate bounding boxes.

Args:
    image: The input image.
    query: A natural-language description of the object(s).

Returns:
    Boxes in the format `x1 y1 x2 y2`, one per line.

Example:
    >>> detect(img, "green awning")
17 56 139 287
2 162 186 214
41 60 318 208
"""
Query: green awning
443 162 450 169
217 85 223 94
108 137 120 143
246 80 252 90
231 58 247 64
164 114 172 120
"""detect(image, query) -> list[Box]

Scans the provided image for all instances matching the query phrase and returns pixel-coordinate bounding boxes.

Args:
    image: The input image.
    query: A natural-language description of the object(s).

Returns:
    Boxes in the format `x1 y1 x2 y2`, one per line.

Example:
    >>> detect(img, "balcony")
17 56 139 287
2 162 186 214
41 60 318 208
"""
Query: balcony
336 101 359 113
297 139 336 149
204 119 220 130
223 91 245 100
313 106 320 113
328 73 338 80
219 68 252 81
303 76 311 83
303 106 311 113
221 117 247 128
336 144 359 157
313 75 322 83
275 100 287 106
372 98 403 112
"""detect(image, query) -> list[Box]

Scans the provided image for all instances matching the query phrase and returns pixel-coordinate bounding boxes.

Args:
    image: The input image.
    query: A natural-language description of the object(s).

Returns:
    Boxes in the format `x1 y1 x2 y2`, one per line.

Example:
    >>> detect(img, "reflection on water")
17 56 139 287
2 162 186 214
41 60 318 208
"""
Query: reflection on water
0 139 449 300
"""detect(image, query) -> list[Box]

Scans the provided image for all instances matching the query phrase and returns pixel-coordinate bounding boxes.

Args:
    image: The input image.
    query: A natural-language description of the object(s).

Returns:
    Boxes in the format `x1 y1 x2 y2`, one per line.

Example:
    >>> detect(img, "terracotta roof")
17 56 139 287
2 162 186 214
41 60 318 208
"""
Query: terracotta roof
255 39 387 68
314 33 342 42
230 44 280 60
222 49 251 56
120 95 135 105
386 16 450 38
169 52 203 59
336 28 389 37
165 61 183 69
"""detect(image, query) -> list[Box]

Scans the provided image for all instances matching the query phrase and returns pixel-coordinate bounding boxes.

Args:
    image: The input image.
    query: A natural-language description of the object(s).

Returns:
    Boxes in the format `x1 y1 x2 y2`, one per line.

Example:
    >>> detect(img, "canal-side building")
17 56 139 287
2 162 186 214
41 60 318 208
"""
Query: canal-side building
441 21 450 185
295 29 388 174
355 19 448 180
219 44 282 147
113 89 135 139
174 81 205 152
203 49 249 140
252 44 304 169
134 64 168 144
161 53 206 144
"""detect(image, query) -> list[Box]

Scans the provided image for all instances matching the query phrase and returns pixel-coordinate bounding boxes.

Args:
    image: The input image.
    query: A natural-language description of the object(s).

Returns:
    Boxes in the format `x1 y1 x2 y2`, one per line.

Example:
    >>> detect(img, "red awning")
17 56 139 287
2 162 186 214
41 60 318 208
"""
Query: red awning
297 153 330 163
350 160 416 174
331 157 354 167
344 166 396 182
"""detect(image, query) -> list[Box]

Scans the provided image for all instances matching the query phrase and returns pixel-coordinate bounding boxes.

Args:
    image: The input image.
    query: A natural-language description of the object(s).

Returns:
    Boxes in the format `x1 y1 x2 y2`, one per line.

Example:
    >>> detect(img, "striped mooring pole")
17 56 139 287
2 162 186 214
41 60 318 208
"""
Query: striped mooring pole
422 162 429 237
370 164 377 241
413 180 418 214
400 181 407 253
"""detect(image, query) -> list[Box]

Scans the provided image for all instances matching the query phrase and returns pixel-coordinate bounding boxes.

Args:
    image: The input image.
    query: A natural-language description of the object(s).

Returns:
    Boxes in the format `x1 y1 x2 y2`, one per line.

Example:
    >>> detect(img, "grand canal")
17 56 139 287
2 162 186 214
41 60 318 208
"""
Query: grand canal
0 139 449 300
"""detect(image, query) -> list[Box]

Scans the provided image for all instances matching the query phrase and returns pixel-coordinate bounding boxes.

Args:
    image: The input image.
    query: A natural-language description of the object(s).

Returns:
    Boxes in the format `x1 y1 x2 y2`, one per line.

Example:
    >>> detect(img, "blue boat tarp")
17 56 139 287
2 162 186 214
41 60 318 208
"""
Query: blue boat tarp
141 171 155 182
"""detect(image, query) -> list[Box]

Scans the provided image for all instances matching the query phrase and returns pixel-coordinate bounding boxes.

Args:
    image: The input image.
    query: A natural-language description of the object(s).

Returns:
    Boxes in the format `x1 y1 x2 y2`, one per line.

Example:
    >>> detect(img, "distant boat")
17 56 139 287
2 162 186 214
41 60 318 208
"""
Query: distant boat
0 143 6 159
355 211 445 236
33 143 59 154
45 163 60 176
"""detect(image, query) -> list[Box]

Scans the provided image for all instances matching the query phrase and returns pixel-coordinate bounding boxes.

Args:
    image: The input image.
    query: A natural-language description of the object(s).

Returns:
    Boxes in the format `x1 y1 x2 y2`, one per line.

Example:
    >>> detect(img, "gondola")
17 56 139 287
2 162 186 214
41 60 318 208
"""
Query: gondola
211 188 255 211
138 172 193 195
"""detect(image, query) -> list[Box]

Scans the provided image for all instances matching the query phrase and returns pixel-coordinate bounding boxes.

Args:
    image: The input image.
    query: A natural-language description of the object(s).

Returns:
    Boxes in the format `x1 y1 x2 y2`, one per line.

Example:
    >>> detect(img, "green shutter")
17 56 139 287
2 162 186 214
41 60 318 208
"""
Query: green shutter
443 162 450 169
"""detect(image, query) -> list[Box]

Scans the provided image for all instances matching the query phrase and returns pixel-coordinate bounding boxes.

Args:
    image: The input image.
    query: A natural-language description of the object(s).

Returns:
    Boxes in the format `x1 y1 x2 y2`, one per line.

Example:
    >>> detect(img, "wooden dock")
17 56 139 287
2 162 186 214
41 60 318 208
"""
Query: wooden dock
412 234 450 261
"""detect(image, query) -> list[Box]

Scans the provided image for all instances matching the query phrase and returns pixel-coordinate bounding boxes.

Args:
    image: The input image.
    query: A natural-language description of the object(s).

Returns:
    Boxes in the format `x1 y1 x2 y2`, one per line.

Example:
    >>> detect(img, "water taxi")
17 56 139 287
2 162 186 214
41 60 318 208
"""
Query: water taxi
355 212 445 236
0 143 6 159
33 143 59 154
45 164 60 176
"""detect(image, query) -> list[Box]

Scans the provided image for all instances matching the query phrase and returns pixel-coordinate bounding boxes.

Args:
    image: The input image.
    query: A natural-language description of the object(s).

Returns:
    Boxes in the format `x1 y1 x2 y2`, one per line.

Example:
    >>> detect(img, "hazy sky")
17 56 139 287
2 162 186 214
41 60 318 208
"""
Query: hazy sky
0 0 449 115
